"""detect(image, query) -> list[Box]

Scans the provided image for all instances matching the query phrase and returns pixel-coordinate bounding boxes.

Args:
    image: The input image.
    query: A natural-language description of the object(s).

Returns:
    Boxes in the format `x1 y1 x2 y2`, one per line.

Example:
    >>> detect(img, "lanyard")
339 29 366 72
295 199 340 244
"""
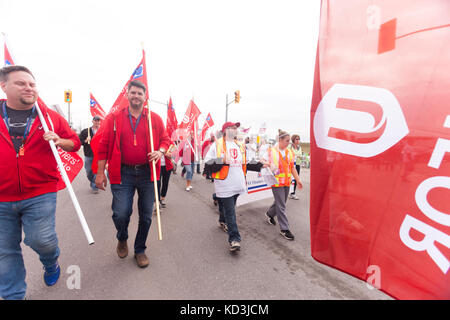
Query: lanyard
2 102 36 143
128 111 142 146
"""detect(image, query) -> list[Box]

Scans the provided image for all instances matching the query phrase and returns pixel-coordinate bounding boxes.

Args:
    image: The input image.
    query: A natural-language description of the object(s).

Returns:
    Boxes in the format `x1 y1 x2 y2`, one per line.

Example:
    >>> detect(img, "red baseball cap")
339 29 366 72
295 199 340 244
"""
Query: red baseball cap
222 122 240 132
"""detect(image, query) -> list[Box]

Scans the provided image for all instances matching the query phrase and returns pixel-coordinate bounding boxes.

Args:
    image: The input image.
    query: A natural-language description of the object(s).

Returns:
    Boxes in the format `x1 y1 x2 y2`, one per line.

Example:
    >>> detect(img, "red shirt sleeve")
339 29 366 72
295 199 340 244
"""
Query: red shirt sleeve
97 113 115 161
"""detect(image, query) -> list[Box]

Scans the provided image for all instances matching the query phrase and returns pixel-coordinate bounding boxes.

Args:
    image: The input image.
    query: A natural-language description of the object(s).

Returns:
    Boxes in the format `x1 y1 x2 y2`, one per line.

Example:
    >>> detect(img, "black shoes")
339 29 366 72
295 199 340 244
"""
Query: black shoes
280 230 295 241
265 212 276 226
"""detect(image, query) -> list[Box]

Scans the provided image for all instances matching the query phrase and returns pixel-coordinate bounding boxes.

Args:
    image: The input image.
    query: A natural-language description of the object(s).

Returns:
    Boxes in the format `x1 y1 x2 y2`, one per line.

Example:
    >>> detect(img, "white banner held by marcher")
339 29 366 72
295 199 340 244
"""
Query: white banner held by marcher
237 168 295 207
236 170 273 207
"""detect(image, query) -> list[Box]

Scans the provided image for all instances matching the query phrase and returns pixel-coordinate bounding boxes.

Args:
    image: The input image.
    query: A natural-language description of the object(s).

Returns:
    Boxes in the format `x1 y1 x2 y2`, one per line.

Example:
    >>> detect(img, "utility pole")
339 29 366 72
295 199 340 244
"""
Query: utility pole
64 90 72 127
225 90 240 122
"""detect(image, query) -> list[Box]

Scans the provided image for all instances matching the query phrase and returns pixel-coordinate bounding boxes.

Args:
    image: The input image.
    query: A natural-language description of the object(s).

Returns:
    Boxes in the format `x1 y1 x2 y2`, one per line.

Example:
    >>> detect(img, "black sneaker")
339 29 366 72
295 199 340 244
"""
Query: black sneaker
265 212 276 226
280 230 295 240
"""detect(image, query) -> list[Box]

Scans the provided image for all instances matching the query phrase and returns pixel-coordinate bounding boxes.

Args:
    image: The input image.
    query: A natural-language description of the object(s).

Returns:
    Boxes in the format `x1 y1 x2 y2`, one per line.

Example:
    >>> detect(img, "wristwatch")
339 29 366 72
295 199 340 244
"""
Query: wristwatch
158 148 166 156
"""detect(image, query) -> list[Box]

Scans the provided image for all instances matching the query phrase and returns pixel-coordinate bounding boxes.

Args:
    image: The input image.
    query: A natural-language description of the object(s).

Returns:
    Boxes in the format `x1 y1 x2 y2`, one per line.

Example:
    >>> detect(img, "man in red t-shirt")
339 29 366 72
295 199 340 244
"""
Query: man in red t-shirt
95 80 170 268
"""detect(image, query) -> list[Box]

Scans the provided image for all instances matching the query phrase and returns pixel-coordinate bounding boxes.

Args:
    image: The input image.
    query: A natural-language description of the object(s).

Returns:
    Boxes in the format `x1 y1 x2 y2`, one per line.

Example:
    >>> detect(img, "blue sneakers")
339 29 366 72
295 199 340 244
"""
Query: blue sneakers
43 263 60 286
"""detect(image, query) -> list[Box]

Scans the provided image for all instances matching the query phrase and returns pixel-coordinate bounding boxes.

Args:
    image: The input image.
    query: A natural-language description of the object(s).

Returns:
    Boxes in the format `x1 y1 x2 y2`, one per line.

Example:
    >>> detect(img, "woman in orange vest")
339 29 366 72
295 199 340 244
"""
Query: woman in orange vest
203 122 248 252
263 129 303 240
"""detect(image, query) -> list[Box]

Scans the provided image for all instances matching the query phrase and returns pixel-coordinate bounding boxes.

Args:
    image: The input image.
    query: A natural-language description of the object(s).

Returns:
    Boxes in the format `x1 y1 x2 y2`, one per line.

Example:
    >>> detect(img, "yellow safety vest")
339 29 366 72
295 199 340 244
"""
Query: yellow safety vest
268 147 294 187
211 138 247 180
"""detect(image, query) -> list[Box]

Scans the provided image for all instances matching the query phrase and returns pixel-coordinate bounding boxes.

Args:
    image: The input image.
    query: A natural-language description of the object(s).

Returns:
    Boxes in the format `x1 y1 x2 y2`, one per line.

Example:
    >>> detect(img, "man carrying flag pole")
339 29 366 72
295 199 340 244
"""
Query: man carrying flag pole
95 79 170 268
0 66 82 299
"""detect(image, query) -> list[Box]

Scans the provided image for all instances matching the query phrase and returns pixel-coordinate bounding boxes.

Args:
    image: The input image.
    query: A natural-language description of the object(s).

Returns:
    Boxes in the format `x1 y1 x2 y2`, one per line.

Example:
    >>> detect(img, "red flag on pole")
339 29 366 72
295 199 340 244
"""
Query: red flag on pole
3 40 83 191
109 50 149 114
166 97 178 141
90 50 149 173
201 112 214 141
89 93 107 119
179 99 201 134
4 42 14 66
310 0 450 299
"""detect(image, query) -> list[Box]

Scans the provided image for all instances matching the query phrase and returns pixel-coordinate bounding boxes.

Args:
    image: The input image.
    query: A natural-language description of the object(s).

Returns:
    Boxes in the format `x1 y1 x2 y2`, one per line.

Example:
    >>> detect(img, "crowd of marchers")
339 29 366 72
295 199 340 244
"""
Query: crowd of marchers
0 65 304 300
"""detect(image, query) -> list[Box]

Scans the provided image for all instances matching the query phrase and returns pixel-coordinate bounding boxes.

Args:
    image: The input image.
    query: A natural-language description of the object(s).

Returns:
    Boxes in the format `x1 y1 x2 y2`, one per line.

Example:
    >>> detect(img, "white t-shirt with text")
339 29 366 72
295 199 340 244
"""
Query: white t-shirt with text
205 140 247 198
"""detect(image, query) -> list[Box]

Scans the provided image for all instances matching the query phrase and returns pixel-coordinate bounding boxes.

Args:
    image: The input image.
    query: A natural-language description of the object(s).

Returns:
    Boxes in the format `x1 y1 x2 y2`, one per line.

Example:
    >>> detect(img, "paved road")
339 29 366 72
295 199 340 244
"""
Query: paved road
22 163 391 300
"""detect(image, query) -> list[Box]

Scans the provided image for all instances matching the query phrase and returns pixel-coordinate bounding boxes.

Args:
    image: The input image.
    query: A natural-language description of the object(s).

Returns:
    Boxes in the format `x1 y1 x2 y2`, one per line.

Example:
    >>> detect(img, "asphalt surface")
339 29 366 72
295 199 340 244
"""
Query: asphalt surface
21 162 391 300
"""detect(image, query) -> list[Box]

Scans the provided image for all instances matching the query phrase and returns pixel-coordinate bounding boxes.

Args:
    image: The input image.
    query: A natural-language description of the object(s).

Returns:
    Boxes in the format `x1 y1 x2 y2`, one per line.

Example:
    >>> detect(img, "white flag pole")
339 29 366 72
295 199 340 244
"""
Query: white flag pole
35 101 95 245
141 44 163 241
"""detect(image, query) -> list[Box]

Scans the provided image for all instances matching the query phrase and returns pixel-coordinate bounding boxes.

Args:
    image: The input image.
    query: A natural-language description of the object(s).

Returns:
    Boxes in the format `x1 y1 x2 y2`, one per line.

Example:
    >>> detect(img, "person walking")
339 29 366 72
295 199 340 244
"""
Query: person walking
288 134 302 200
79 115 102 194
0 66 81 299
203 122 247 252
95 80 170 268
263 129 302 240
157 145 175 208
202 133 215 181
179 132 196 191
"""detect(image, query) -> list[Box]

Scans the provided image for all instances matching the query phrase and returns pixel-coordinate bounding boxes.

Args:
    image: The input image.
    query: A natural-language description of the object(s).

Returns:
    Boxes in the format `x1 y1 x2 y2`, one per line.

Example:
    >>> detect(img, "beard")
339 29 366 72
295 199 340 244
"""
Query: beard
129 99 144 110
19 95 37 106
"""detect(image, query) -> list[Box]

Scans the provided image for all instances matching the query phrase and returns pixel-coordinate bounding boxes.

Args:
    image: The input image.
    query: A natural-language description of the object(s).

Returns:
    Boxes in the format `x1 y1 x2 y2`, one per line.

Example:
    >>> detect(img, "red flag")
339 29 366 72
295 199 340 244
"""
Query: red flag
3 41 82 190
56 148 84 190
179 100 201 134
310 0 450 299
166 97 178 141
39 96 83 191
107 50 148 115
241 127 250 134
89 93 107 119
90 50 149 173
4 42 14 66
201 112 214 141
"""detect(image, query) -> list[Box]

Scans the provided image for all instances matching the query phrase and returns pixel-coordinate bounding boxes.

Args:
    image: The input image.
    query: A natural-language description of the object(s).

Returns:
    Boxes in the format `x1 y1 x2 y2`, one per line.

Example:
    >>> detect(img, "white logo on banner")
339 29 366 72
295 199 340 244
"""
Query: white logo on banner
313 84 409 157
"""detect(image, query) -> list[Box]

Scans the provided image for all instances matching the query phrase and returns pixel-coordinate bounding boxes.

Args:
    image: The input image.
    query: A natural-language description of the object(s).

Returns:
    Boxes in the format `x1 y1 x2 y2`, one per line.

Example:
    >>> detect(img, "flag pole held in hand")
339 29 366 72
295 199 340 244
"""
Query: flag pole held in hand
147 98 163 241
35 101 95 245
141 44 163 241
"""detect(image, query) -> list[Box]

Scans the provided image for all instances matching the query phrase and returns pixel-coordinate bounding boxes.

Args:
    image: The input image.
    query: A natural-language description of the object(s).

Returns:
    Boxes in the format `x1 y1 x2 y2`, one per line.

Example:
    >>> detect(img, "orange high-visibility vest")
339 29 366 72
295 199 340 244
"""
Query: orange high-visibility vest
211 138 247 180
268 147 294 187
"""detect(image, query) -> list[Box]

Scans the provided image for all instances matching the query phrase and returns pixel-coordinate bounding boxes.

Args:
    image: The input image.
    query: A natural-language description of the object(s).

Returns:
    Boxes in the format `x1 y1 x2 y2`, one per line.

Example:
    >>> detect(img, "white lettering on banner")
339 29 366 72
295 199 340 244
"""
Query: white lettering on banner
415 177 450 227
428 116 450 169
58 149 81 166
399 215 450 274
313 84 409 157
428 138 450 169
399 115 450 274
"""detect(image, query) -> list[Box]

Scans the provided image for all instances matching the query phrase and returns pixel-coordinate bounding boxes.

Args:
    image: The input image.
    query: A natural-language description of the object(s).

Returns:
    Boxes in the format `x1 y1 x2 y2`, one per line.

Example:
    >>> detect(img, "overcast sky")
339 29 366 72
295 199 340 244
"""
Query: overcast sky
0 0 321 142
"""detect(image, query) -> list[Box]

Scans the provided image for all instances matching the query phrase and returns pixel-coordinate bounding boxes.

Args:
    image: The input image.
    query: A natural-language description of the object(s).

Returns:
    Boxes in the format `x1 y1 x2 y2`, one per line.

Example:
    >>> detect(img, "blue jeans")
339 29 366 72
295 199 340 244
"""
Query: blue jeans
218 194 241 243
110 166 154 254
84 156 98 191
184 162 196 181
0 193 59 300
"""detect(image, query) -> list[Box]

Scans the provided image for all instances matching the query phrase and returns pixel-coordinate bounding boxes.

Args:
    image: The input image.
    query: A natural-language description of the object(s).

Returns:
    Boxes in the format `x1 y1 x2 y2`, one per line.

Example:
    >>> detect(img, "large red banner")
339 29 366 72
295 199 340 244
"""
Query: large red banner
310 0 449 299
